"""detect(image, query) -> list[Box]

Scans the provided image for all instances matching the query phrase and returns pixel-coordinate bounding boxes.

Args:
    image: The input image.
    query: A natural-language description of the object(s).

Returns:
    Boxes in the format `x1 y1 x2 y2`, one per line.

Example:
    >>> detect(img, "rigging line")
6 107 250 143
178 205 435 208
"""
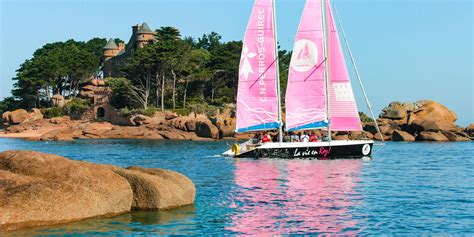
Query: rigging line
304 57 327 82
332 0 385 143
248 56 279 89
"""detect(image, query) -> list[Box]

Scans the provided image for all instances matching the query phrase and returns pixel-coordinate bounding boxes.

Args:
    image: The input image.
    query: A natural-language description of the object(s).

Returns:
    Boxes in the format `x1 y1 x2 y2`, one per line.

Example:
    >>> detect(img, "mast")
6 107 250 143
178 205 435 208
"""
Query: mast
321 0 331 141
272 0 283 143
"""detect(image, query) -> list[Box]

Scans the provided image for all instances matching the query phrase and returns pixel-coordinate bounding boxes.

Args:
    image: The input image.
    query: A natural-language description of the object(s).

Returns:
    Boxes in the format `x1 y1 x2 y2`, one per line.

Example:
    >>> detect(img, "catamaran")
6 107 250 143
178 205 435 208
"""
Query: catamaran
223 0 383 159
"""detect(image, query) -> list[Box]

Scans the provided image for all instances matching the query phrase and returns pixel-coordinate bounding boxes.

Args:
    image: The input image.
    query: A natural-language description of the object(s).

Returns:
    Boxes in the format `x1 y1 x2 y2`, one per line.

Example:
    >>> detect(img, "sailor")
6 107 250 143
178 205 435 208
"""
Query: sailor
300 131 310 143
290 132 300 142
283 132 291 142
252 132 261 144
309 132 318 142
261 133 272 143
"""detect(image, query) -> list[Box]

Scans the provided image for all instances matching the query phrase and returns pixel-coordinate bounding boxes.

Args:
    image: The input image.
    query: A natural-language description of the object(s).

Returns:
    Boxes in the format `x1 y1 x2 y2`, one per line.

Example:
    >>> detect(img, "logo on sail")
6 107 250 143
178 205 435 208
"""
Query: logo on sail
290 39 318 72
240 45 256 80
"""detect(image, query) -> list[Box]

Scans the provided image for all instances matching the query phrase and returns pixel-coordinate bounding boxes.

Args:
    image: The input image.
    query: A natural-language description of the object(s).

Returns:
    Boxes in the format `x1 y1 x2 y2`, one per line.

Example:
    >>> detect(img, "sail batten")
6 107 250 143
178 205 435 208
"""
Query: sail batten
236 0 280 133
285 0 327 132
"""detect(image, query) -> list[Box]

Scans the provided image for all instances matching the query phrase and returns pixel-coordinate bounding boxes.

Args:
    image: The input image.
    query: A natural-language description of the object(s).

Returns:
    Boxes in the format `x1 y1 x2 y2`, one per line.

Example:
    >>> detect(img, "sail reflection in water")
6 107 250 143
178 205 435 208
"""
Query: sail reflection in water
227 159 363 235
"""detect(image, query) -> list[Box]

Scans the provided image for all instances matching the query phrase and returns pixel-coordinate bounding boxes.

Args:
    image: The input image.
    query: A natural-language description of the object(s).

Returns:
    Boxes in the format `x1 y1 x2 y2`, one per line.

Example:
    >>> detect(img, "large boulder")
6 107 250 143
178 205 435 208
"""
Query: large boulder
0 150 133 231
4 109 29 125
2 111 11 127
379 102 411 119
51 94 65 108
27 108 43 121
49 116 72 125
441 131 471 142
416 131 449 142
412 119 460 132
414 100 457 123
39 128 80 141
374 133 390 141
110 166 195 210
0 150 196 231
195 119 219 139
185 119 196 132
130 115 152 126
392 130 415 142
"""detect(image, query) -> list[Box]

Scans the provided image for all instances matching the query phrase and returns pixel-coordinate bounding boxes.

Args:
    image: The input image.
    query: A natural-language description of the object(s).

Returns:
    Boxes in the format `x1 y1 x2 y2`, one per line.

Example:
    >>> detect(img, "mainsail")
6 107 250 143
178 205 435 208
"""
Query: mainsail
236 0 280 132
285 0 328 131
326 0 362 131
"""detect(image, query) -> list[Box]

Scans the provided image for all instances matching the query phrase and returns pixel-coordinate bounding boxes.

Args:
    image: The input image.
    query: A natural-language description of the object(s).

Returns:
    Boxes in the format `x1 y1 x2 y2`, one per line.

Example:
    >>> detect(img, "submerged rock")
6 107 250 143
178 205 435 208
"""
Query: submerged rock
0 150 196 231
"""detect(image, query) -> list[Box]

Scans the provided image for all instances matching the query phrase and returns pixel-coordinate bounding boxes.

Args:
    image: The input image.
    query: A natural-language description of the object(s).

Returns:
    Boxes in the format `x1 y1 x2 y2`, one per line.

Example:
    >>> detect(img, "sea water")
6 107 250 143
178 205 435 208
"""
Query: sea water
0 139 473 235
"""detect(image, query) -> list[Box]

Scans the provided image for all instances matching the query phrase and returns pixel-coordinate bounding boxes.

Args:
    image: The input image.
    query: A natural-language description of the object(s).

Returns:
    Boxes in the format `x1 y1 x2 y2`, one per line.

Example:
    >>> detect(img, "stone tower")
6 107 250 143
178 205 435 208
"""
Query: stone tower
102 22 156 77
103 39 119 77
135 22 155 49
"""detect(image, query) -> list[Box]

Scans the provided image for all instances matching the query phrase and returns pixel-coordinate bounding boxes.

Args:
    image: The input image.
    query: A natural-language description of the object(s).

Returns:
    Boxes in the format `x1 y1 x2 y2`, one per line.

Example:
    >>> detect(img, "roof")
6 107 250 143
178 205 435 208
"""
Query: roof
103 38 119 50
136 22 153 34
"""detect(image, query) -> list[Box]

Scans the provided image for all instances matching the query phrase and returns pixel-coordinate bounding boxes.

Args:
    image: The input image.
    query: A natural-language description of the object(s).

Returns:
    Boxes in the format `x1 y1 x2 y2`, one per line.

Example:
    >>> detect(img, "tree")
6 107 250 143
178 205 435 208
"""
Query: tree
180 48 211 108
11 39 104 109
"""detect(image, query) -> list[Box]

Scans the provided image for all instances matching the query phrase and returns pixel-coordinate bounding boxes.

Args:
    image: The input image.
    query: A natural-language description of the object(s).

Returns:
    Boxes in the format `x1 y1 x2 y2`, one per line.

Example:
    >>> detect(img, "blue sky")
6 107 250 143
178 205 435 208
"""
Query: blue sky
0 0 472 125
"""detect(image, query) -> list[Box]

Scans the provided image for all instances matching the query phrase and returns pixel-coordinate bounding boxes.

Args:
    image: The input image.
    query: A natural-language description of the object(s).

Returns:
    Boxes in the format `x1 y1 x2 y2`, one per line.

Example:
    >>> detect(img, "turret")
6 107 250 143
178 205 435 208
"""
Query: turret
103 38 119 60
135 22 155 49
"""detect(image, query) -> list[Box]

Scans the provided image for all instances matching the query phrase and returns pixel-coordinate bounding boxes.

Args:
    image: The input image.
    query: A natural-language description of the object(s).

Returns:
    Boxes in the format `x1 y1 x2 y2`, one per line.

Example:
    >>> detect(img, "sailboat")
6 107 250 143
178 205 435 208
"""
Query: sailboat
223 0 380 159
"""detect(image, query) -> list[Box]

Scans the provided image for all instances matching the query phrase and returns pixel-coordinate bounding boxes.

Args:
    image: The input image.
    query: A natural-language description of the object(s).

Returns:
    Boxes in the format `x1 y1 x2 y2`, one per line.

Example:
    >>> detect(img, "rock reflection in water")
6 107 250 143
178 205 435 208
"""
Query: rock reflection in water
7 205 196 235
228 159 363 235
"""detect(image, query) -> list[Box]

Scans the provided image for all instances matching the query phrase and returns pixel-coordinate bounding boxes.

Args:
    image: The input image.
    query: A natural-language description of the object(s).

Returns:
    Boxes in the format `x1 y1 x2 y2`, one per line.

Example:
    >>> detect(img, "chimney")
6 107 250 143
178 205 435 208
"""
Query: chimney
132 24 140 34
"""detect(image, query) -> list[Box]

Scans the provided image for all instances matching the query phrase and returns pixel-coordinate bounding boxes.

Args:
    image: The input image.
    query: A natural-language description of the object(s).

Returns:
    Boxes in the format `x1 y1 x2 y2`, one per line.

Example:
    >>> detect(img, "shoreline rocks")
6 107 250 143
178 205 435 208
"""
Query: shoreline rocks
0 150 195 231
1 100 472 142
361 100 472 142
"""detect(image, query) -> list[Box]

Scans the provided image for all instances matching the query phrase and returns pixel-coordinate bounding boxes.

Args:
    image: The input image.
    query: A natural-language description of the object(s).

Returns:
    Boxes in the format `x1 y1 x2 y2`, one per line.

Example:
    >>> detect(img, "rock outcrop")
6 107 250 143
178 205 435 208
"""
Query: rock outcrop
392 130 415 142
366 100 471 142
51 94 65 108
0 150 196 231
2 109 44 127
195 119 219 139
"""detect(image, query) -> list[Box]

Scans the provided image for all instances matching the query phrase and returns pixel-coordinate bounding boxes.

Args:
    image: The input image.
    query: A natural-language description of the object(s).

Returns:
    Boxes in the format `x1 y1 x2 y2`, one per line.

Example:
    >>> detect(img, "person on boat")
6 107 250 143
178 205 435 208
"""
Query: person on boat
309 132 318 142
290 132 300 142
261 133 272 143
321 131 330 142
300 131 310 143
283 132 291 142
252 132 261 144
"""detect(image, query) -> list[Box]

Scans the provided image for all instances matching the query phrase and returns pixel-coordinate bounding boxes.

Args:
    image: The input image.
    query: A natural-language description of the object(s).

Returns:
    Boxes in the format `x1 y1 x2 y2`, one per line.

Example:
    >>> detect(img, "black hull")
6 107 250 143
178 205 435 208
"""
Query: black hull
236 143 373 159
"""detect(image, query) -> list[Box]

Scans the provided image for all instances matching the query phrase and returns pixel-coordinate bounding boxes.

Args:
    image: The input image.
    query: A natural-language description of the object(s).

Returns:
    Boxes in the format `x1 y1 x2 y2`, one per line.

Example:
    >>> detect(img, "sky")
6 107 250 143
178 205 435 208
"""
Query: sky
0 0 472 126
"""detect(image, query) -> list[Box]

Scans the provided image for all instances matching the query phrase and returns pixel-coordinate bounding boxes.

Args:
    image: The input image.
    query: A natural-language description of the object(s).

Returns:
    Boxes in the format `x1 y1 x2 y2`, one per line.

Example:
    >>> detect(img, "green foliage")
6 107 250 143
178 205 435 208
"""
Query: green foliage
359 112 375 123
62 98 90 118
11 38 105 110
7 27 297 117
173 108 190 116
188 103 220 117
41 107 64 118
0 97 19 114
118 107 160 117
105 77 135 109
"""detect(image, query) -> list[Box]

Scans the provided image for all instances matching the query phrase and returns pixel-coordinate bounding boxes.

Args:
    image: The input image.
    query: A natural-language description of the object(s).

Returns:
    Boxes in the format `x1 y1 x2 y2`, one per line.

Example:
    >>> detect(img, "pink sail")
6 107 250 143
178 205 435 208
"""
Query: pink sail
326 0 362 131
236 0 280 132
285 0 327 131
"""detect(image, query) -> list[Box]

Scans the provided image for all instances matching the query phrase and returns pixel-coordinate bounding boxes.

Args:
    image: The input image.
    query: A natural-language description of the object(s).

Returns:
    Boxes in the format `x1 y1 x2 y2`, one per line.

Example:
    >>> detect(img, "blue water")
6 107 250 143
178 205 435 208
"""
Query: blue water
1 138 473 235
